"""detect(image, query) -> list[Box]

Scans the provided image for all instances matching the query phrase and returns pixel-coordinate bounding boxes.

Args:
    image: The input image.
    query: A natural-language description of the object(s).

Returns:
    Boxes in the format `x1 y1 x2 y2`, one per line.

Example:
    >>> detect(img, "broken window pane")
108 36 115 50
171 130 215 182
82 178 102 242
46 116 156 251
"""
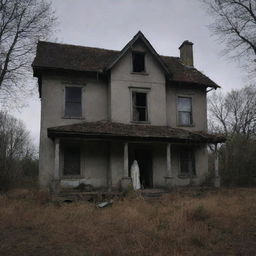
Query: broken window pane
132 52 145 72
132 92 148 121
63 145 80 176
177 97 192 125
65 87 82 117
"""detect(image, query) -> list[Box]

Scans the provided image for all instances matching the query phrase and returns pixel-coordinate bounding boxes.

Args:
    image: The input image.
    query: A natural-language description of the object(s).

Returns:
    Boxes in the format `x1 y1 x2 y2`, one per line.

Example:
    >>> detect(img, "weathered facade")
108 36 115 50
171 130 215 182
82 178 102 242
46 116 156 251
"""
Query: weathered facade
33 31 225 191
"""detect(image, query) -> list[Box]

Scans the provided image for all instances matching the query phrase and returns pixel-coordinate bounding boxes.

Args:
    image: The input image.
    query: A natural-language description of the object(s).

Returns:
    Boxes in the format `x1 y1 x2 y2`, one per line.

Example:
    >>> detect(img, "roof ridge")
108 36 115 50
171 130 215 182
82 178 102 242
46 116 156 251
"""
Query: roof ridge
38 40 182 59
38 40 120 53
160 55 179 59
33 40 220 89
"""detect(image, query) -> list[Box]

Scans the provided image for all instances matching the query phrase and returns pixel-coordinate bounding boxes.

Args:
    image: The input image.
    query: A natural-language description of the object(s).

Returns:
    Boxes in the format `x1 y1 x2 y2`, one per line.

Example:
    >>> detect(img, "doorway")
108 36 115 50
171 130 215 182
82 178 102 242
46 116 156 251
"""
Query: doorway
129 144 153 189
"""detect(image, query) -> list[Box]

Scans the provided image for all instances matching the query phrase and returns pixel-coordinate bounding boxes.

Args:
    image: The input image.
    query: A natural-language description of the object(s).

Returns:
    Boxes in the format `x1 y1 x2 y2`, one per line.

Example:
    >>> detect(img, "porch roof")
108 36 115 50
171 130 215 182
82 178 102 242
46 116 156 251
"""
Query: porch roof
47 121 226 144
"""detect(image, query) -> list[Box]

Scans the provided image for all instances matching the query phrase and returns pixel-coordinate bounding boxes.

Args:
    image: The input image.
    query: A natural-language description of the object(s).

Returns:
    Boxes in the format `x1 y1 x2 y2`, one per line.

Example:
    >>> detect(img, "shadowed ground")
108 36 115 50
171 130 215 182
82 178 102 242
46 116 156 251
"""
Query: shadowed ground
0 188 256 256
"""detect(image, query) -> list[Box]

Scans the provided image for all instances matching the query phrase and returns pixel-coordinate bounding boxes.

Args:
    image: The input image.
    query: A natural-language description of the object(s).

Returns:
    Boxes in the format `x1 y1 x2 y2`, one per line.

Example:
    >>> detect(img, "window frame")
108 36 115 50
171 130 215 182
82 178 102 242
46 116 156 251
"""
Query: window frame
176 95 193 127
178 147 196 178
131 51 147 74
62 143 82 178
63 86 84 119
130 87 150 124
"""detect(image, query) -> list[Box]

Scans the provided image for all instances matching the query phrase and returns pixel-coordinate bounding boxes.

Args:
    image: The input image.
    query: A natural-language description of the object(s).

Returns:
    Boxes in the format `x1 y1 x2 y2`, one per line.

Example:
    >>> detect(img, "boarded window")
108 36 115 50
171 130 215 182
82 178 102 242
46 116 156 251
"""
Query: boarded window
180 149 196 176
132 52 145 72
63 145 80 176
65 87 82 117
178 97 192 126
132 92 148 121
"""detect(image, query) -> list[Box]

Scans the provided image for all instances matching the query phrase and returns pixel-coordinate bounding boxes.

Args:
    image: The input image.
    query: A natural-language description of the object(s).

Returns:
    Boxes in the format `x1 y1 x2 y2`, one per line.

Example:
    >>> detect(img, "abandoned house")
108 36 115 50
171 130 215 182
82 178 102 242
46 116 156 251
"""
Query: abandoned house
32 31 225 192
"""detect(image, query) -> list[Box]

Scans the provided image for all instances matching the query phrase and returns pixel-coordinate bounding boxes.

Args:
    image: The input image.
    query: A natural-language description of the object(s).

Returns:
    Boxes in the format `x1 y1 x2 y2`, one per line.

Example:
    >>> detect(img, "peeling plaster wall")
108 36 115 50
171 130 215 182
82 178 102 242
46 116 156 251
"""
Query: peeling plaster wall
39 41 209 190
39 73 108 188
110 41 167 125
166 85 207 131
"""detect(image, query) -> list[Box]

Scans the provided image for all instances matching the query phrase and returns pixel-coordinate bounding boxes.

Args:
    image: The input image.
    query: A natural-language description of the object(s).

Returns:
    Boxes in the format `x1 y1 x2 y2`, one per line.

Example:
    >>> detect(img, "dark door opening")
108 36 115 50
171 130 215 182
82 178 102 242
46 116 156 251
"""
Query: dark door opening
129 145 153 189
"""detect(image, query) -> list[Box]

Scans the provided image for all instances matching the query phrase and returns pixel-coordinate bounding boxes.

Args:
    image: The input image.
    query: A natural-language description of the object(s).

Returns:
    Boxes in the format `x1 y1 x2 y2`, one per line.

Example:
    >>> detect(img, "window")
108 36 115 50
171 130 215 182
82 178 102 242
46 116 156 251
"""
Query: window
180 149 196 176
132 91 148 122
177 96 192 126
132 52 145 72
65 87 82 117
63 145 81 176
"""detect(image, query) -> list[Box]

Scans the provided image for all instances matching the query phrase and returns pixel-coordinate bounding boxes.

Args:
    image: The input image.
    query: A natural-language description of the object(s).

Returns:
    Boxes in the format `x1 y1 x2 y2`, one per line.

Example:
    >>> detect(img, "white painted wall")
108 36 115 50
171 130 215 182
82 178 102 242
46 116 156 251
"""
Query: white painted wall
38 41 209 190
39 73 108 187
166 85 207 131
110 41 167 125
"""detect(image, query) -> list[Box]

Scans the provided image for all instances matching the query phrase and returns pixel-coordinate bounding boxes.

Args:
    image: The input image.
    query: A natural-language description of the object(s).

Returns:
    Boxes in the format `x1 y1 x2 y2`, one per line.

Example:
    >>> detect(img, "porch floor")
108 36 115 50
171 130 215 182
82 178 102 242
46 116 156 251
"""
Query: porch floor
53 189 167 202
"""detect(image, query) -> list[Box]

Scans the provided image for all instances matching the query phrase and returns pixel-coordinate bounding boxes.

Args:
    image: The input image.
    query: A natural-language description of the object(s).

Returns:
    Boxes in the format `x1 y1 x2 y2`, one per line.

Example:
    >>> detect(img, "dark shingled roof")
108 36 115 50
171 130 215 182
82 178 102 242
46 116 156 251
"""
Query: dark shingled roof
32 41 220 89
48 121 226 143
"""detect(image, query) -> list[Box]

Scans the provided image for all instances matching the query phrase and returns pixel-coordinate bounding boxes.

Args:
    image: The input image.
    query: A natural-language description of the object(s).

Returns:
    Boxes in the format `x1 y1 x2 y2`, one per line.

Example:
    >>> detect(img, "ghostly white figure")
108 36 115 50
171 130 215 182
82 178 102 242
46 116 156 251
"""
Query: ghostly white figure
131 160 141 190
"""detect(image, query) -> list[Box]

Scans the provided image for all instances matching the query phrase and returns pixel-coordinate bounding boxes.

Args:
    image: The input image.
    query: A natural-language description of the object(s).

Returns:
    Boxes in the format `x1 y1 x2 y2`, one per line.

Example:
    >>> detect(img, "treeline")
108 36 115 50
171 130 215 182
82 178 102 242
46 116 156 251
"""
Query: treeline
208 84 256 186
0 111 38 191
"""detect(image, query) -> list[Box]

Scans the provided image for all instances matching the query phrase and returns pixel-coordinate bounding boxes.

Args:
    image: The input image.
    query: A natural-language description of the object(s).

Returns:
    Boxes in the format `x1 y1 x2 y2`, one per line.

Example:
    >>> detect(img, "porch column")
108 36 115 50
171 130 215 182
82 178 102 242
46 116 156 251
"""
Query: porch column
166 143 172 177
214 143 220 188
120 142 132 192
54 138 60 179
107 142 112 192
123 142 129 177
165 143 174 189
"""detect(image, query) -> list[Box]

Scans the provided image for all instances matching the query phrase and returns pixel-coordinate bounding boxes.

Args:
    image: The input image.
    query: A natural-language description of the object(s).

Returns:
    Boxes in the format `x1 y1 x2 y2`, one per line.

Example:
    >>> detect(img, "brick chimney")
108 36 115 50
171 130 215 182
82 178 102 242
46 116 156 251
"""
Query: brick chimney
179 40 194 67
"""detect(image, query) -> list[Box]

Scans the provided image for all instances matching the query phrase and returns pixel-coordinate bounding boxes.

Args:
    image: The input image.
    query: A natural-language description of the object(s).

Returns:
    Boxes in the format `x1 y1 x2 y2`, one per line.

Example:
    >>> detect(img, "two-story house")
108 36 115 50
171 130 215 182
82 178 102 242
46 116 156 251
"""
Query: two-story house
33 31 225 192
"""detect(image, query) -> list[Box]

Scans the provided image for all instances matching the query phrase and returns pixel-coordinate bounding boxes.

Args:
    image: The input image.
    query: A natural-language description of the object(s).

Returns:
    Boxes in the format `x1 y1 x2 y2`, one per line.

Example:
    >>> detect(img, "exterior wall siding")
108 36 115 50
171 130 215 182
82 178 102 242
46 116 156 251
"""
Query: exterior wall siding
38 42 209 190
39 73 108 187
166 85 207 131
55 142 209 190
110 41 167 125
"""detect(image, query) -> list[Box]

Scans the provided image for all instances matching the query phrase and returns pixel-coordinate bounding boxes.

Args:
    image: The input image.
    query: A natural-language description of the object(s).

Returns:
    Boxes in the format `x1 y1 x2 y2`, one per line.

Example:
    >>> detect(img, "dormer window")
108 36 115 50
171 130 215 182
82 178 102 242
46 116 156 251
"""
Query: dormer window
132 52 145 72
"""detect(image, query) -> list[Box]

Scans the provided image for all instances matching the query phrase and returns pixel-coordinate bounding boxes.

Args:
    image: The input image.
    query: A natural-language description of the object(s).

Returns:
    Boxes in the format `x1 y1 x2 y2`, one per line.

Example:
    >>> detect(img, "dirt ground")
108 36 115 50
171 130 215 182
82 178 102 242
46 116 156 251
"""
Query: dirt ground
0 187 256 256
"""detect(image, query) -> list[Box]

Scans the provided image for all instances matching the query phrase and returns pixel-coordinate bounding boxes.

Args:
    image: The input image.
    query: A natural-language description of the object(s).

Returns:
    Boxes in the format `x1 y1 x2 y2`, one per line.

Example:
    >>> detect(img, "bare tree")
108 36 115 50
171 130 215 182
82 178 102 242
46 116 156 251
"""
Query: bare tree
0 111 36 190
0 0 56 105
208 84 256 138
202 0 256 68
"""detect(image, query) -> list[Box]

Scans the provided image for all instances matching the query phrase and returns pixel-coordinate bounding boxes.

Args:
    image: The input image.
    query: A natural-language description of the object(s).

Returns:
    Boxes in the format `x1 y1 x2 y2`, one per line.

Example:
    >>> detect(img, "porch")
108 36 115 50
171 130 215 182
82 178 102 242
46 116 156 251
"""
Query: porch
48 121 225 192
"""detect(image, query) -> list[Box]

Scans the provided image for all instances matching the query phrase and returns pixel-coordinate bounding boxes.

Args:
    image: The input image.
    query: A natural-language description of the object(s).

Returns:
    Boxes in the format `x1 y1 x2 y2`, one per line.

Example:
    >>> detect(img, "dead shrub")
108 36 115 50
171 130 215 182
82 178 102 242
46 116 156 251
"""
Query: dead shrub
188 204 210 222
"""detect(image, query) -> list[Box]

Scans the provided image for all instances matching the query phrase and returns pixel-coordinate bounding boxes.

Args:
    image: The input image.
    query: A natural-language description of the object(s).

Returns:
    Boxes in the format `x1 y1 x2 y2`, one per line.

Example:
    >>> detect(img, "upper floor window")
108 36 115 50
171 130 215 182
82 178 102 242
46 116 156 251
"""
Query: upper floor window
177 96 192 126
65 87 82 117
180 148 196 177
132 52 145 72
132 91 148 122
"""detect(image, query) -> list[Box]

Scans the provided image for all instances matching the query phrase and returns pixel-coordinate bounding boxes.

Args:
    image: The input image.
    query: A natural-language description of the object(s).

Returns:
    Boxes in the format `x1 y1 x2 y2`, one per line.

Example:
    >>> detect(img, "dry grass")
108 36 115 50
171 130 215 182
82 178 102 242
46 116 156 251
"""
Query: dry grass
1 188 256 256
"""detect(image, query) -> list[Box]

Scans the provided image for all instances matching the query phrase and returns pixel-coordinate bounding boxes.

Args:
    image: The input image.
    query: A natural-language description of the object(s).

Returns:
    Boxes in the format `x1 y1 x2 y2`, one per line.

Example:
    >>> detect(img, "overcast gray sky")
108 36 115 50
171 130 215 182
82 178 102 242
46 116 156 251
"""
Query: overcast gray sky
12 0 250 149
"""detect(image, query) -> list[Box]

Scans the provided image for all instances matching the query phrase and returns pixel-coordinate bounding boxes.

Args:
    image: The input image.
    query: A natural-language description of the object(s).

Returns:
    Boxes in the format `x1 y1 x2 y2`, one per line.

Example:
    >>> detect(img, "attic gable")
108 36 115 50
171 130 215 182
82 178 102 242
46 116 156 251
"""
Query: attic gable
106 31 172 79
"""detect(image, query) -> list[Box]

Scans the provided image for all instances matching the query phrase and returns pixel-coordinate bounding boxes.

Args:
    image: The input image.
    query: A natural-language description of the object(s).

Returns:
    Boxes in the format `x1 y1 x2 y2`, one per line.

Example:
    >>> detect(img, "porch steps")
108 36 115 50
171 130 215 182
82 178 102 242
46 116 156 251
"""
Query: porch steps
141 189 166 198
52 189 167 202
53 191 121 203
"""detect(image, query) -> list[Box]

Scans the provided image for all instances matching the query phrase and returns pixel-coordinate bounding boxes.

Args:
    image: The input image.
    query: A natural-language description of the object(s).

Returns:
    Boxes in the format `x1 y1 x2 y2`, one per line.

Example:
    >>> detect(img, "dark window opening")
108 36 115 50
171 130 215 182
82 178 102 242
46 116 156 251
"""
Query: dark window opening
178 97 192 126
180 149 196 176
132 92 148 122
65 87 82 117
63 145 81 176
132 52 145 72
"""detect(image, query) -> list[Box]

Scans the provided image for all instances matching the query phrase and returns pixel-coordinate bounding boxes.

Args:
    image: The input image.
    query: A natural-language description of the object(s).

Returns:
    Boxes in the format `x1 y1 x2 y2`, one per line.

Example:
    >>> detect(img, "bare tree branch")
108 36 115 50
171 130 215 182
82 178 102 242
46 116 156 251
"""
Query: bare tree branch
208 84 256 138
0 0 56 107
202 0 256 73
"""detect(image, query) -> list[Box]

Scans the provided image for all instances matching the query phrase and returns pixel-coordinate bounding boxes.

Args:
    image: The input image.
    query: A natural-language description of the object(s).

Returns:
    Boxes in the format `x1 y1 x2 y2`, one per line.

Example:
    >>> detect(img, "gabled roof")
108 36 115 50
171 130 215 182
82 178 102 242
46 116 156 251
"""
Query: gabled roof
48 121 226 144
106 31 172 78
32 32 220 89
